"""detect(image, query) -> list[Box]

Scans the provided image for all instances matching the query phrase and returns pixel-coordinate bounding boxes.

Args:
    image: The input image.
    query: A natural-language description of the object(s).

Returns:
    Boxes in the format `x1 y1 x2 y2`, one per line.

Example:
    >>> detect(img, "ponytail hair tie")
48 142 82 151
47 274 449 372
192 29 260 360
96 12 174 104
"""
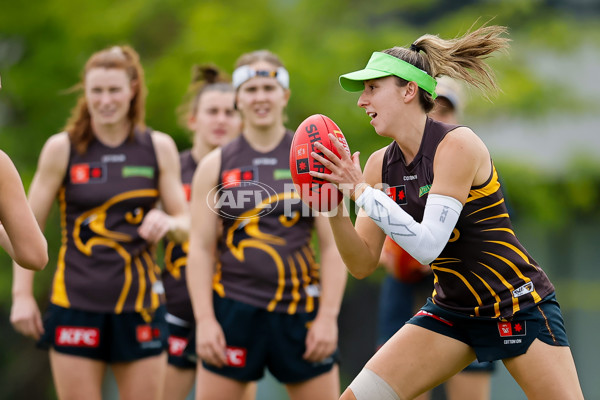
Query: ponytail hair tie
410 43 422 53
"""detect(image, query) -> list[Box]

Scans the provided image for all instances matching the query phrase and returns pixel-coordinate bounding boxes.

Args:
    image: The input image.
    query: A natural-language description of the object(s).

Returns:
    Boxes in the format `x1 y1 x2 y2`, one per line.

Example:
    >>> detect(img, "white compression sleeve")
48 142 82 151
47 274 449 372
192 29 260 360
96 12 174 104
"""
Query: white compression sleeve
355 186 463 265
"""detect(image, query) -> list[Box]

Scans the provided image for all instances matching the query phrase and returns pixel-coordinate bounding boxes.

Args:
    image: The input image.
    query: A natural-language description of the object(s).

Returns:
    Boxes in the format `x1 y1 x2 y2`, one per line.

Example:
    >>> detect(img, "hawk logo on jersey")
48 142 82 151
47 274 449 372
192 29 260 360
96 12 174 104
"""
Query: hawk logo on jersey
226 346 247 367
70 163 106 184
385 185 407 205
498 321 526 337
512 282 534 298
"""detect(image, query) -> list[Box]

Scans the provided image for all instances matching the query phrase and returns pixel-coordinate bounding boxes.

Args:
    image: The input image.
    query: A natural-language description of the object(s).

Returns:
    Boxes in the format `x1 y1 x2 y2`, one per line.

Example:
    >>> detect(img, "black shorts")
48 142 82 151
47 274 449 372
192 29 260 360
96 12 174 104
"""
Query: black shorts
407 293 569 362
38 304 167 363
203 295 338 384
165 313 196 369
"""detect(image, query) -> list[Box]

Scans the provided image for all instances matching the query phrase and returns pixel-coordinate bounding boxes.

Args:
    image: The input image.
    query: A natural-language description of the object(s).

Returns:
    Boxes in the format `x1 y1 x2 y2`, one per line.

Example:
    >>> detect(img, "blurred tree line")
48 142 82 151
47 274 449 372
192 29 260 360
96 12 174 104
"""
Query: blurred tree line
1 0 599 398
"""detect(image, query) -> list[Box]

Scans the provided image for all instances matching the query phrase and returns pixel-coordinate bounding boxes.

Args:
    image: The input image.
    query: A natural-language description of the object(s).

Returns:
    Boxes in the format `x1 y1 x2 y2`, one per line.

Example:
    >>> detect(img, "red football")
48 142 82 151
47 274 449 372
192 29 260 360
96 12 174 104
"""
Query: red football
381 237 430 283
290 114 351 212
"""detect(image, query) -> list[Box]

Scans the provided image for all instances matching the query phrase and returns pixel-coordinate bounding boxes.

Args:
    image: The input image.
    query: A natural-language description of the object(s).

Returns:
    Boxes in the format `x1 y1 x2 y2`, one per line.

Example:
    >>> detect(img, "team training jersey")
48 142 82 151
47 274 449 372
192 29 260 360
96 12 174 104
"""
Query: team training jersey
216 131 320 314
162 149 196 322
51 129 162 314
382 117 554 319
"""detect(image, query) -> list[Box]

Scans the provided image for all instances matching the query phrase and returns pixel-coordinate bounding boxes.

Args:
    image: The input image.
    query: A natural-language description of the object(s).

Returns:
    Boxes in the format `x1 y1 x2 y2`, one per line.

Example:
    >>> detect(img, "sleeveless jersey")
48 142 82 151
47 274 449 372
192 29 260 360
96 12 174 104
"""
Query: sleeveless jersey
51 129 162 314
216 132 320 314
162 150 196 322
382 118 554 319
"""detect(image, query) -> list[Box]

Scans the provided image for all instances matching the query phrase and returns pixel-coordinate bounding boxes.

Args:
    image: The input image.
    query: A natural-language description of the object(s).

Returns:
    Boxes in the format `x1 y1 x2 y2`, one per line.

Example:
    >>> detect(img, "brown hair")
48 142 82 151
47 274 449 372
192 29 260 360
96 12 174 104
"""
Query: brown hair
234 49 285 69
177 64 233 130
384 24 510 112
63 45 146 154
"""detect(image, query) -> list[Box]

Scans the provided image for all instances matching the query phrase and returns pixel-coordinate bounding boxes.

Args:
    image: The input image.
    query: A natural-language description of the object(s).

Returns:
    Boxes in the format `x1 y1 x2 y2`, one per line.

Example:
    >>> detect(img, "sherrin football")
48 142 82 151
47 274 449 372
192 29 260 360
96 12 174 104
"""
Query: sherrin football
290 114 351 212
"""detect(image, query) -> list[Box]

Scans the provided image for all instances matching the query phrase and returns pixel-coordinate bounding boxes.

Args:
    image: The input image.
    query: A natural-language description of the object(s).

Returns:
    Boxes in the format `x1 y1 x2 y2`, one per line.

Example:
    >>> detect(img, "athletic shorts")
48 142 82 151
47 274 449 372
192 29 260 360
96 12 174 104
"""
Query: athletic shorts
202 294 338 384
165 312 196 369
38 304 167 363
407 293 569 362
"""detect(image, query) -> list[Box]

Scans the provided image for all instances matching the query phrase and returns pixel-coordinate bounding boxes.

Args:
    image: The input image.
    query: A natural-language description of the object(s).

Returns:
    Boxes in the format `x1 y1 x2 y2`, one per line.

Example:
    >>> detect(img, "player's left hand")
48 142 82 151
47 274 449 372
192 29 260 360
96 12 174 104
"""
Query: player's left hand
303 313 338 363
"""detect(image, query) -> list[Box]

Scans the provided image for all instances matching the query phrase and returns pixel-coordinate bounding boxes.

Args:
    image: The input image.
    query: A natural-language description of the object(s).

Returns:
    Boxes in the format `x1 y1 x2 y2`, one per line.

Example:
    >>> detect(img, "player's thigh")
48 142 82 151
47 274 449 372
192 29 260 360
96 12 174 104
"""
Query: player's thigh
112 352 167 400
445 371 491 400
285 364 340 400
503 339 584 400
49 349 106 400
195 365 253 400
365 324 475 400
163 364 196 400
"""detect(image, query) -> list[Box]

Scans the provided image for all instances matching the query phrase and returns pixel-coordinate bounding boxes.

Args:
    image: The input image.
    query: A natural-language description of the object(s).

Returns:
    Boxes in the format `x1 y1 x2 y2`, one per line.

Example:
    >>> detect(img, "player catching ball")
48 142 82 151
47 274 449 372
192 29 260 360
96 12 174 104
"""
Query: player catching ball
310 24 584 400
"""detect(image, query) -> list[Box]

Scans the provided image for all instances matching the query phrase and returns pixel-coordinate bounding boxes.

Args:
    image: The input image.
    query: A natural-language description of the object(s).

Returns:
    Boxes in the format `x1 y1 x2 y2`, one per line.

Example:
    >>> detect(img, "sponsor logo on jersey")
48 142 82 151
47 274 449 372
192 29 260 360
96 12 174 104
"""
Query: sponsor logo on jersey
55 326 100 347
122 165 155 179
101 154 126 163
403 175 418 181
498 321 526 337
253 157 277 166
274 168 292 180
70 163 106 184
221 167 256 188
419 185 431 197
168 336 188 357
295 144 310 174
226 346 247 367
512 282 534 298
385 185 407 205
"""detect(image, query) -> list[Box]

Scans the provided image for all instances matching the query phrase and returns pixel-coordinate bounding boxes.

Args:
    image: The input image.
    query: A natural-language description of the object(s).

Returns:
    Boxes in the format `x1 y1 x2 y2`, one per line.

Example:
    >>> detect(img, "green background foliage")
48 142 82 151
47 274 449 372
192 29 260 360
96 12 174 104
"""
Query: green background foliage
1 1 599 398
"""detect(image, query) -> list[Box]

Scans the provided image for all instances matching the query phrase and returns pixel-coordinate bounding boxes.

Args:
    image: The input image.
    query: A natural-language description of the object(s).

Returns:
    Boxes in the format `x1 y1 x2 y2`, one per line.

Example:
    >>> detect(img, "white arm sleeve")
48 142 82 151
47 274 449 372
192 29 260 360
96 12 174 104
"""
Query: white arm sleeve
355 186 463 265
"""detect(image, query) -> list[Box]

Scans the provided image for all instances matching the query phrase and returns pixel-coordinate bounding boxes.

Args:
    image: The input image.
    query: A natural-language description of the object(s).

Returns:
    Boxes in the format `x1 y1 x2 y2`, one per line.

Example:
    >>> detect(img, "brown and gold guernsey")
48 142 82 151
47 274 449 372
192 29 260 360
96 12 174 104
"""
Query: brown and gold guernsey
51 129 162 315
216 131 320 314
382 118 554 319
161 150 196 322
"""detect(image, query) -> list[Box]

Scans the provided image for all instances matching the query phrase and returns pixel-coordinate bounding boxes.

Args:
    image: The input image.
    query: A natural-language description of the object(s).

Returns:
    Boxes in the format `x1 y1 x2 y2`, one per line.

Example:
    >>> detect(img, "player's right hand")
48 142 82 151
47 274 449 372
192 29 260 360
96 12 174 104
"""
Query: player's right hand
10 295 44 340
196 317 228 368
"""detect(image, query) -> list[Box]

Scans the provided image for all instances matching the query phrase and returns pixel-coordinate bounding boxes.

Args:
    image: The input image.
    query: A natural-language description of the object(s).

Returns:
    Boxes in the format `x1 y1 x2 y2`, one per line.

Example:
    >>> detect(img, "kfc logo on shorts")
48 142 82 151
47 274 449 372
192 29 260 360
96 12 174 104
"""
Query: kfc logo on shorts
498 321 527 337
168 336 188 357
226 346 247 367
56 326 100 347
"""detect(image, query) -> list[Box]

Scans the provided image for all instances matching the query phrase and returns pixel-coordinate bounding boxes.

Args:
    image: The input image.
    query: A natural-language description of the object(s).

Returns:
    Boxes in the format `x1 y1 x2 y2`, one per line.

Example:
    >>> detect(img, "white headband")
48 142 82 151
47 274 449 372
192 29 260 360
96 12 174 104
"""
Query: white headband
232 65 289 90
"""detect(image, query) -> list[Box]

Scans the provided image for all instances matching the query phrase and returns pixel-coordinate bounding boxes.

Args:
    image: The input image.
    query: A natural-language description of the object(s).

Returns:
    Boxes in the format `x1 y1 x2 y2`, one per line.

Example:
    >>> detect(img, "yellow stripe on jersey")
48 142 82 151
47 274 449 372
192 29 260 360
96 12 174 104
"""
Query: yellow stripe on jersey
213 261 225 297
134 257 146 312
296 250 314 313
466 198 505 217
114 247 133 314
483 244 543 303
466 166 500 204
476 213 510 224
431 264 484 306
471 271 502 317
287 256 301 314
482 227 515 235
52 187 70 307
480 262 520 315
143 251 160 310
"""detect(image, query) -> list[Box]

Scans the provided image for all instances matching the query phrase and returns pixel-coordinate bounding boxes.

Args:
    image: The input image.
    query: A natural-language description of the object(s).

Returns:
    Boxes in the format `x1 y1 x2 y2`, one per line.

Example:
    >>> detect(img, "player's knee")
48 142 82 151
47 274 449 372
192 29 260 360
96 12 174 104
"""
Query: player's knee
348 368 401 400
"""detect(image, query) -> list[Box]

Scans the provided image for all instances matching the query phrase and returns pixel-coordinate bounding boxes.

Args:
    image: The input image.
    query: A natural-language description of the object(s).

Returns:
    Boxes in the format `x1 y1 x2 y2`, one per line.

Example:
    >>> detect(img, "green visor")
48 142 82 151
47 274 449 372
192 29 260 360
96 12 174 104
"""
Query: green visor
339 52 437 99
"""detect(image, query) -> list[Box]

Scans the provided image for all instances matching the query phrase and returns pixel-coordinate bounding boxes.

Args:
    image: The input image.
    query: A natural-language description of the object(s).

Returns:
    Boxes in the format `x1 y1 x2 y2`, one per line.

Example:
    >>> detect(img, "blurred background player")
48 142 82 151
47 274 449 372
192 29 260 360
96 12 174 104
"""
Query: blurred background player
10 45 188 400
377 76 495 400
160 64 252 400
187 49 347 400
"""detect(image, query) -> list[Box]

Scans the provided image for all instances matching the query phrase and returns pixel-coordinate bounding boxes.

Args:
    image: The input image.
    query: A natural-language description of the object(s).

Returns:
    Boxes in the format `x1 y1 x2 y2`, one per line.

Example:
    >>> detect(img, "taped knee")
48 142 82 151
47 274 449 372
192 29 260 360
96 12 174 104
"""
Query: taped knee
348 368 400 400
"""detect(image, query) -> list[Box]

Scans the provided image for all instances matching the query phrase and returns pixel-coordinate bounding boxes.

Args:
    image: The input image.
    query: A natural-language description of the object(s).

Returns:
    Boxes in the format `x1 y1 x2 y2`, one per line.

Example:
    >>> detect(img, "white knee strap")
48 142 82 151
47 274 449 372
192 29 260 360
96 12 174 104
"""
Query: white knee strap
348 368 400 400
